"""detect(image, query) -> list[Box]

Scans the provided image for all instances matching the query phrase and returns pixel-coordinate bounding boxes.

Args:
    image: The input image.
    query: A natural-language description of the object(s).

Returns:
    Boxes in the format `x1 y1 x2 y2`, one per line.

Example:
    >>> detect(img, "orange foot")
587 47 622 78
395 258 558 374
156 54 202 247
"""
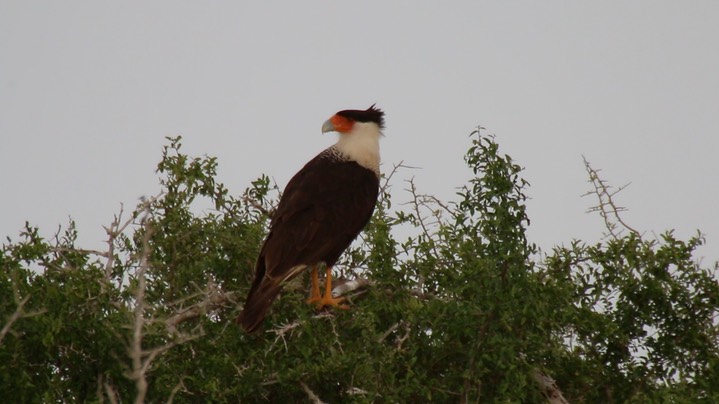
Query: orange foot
313 267 349 310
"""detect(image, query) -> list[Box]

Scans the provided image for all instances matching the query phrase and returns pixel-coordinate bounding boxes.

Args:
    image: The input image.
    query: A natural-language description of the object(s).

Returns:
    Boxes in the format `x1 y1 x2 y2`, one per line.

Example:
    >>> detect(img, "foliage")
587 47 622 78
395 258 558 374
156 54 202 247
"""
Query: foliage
1 133 717 402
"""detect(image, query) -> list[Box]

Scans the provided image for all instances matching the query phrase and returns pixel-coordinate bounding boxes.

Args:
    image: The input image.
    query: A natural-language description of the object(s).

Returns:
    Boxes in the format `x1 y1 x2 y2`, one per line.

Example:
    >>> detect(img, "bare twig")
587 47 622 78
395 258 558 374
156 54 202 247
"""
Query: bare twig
396 321 411 351
300 381 327 404
51 246 109 258
166 286 238 333
260 373 280 386
104 380 119 404
0 295 29 344
103 204 129 281
378 322 401 343
0 292 46 345
241 195 275 219
264 311 338 355
418 193 457 219
406 178 433 241
101 195 163 288
380 160 417 196
532 369 569 404
582 157 640 240
346 387 370 397
267 320 303 354
403 177 443 263
377 320 411 351
166 377 187 404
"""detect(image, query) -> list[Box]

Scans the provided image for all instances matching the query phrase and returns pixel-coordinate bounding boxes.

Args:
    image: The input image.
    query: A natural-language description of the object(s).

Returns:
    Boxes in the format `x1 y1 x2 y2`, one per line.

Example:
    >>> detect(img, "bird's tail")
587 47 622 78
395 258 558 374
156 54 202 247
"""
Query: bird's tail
235 277 282 334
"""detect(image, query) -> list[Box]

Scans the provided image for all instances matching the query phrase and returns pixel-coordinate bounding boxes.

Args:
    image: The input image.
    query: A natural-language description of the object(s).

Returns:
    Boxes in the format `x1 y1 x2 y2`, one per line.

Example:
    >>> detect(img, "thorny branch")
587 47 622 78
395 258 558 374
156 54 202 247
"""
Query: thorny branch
403 177 447 261
166 282 239 333
241 195 275 219
404 177 455 225
101 196 160 291
583 157 640 240
406 178 433 243
267 319 303 354
380 160 417 196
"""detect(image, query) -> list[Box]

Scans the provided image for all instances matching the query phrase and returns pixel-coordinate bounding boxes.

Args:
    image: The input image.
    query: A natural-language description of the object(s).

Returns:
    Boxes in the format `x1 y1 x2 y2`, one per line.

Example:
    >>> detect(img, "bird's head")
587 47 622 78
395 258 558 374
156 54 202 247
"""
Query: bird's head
321 104 385 135
321 105 384 174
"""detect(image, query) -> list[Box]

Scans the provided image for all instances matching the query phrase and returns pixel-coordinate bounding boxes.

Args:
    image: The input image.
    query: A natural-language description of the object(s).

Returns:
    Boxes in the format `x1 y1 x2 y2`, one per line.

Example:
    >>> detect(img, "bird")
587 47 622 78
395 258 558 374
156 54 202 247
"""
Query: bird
236 105 384 333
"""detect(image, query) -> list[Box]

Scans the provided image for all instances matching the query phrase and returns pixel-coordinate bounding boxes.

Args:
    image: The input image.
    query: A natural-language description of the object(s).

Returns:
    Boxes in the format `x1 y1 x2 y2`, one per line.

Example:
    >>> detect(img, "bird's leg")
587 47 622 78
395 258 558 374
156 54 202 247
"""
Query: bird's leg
306 264 321 304
315 266 349 310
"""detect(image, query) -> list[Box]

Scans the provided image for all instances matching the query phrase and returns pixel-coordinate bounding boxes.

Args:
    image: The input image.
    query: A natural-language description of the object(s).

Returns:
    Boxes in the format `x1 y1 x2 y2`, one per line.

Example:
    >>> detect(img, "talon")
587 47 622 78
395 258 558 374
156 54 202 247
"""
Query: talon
314 267 350 310
315 294 349 310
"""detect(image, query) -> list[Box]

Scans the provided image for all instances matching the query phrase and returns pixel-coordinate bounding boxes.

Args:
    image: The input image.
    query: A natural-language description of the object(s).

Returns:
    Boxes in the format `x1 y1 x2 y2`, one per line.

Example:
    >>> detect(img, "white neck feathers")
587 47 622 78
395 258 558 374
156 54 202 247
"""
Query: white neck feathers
333 122 382 174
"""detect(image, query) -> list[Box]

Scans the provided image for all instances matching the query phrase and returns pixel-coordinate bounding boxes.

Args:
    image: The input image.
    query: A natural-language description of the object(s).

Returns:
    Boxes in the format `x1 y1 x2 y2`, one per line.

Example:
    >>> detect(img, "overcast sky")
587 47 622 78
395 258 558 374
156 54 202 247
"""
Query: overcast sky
2 2 718 263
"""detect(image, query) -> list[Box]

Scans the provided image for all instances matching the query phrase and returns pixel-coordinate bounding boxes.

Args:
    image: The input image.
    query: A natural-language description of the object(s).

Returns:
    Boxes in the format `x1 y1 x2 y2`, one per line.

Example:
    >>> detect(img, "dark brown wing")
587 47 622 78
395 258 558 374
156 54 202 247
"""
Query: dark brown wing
236 151 379 332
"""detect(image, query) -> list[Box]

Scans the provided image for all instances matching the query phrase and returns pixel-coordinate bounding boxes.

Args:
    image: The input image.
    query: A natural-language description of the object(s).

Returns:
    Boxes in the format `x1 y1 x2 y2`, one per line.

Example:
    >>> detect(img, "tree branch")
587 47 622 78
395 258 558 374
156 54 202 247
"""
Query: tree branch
379 160 417 196
241 195 275 219
532 369 569 404
129 206 153 404
102 203 132 282
104 378 119 404
582 156 640 240
0 295 37 344
166 285 238 333
331 278 371 298
300 381 327 404
0 277 46 345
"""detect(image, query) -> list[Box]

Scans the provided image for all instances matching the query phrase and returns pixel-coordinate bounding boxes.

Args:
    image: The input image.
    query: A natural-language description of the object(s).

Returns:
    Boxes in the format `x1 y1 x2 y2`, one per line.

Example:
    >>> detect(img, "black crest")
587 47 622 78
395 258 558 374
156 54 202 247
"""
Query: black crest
336 104 385 129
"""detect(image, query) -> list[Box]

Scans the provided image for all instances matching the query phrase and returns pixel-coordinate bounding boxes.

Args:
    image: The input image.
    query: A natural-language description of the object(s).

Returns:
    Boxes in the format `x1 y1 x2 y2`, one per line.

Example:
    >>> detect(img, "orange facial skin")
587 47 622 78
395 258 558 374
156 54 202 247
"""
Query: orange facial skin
329 114 355 133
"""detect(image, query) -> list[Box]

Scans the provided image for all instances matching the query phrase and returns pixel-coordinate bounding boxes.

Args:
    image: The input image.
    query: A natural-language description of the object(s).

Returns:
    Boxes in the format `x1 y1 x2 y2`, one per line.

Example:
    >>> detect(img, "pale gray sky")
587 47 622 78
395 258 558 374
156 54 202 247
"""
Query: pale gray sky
2 2 718 262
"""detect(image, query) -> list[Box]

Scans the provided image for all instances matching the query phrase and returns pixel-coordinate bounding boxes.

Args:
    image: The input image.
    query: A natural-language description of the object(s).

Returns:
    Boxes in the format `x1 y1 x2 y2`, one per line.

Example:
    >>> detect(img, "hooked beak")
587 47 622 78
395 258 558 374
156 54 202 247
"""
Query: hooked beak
321 119 335 134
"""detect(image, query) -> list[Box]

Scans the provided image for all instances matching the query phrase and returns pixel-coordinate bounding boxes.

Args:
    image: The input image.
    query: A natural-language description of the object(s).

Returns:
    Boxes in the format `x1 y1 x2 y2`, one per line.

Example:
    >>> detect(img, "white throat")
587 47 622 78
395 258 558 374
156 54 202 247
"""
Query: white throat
333 121 382 174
